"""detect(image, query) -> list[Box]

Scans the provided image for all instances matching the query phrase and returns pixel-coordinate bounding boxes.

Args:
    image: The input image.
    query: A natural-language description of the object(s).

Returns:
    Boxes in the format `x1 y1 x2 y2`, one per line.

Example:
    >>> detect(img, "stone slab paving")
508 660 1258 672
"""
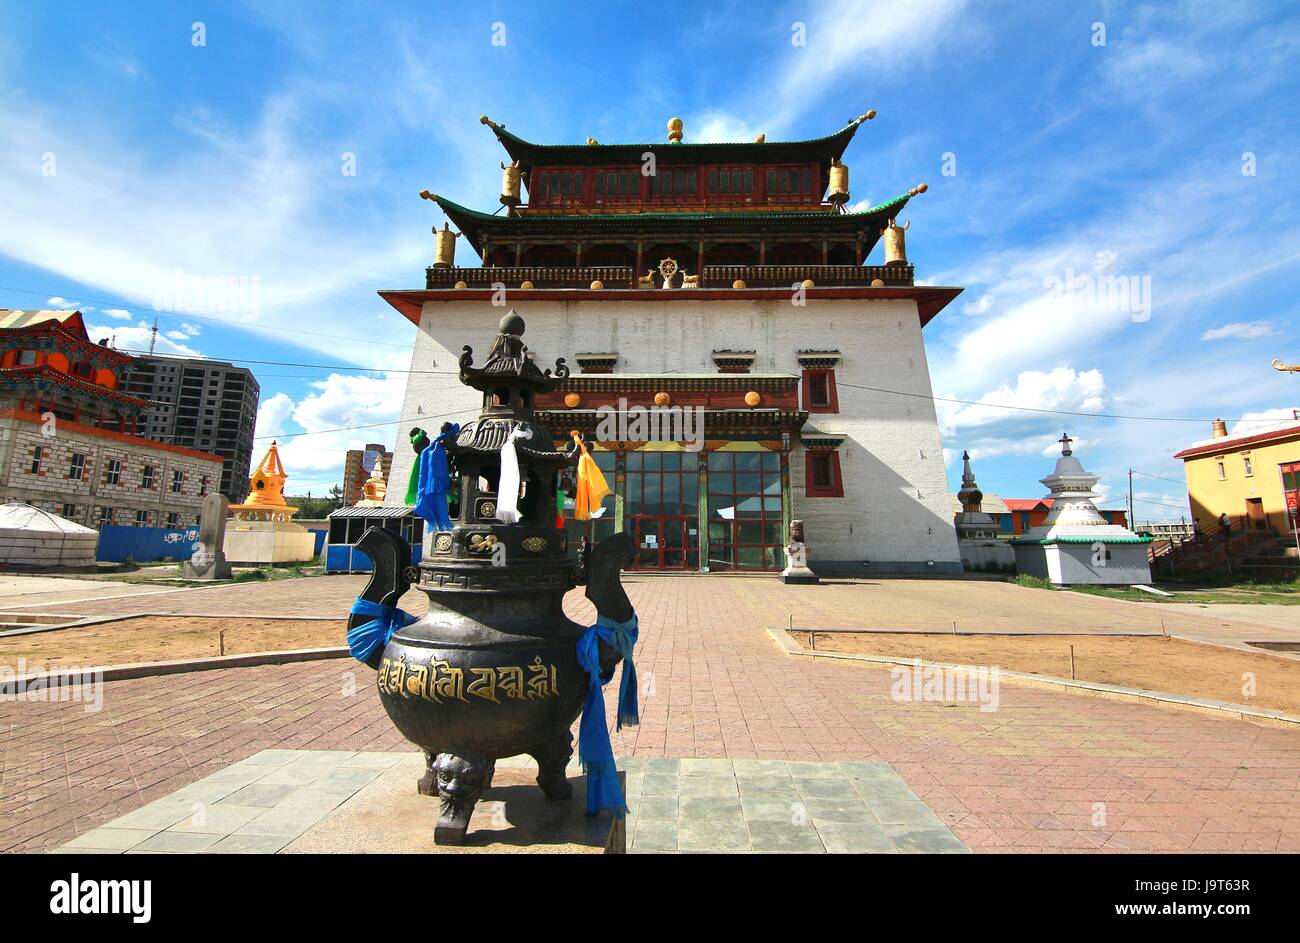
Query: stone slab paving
47 749 965 855
4 576 1300 854
622 757 966 853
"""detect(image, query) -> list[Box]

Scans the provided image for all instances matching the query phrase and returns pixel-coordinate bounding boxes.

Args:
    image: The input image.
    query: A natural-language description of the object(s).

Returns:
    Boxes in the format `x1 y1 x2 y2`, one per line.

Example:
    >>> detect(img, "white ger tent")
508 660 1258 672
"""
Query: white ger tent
0 503 98 568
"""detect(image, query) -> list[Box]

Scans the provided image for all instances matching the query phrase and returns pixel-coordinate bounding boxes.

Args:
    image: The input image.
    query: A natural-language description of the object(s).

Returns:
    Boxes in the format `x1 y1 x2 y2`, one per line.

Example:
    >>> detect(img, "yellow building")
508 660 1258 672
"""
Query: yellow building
1174 413 1300 533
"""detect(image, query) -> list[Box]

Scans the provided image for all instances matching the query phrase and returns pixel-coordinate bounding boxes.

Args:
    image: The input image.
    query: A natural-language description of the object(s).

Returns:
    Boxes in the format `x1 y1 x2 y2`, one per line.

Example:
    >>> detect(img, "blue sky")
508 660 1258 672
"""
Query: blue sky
2 0 1298 518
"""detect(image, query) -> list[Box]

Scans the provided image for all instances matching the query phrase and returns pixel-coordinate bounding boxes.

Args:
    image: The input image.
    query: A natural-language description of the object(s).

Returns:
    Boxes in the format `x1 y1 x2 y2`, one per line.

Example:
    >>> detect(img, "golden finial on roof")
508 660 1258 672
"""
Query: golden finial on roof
419 189 437 201
754 133 765 143
1273 359 1300 372
856 110 877 124
908 182 929 196
479 115 498 129
586 136 599 145
667 117 683 143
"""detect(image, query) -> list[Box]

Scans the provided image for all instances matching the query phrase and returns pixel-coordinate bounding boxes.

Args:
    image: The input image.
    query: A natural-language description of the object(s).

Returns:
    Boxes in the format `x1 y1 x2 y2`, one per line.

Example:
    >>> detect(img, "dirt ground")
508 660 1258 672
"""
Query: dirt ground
789 631 1300 715
0 618 346 672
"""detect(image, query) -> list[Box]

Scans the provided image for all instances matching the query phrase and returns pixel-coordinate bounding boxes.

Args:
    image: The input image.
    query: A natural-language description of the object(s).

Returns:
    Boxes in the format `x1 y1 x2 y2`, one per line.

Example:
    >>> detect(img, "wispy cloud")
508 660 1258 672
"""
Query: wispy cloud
1201 320 1278 341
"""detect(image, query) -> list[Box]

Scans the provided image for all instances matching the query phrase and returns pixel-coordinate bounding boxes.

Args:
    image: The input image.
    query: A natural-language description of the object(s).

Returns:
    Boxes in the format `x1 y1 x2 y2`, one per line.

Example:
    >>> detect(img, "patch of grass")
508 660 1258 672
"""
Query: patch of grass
1013 574 1054 591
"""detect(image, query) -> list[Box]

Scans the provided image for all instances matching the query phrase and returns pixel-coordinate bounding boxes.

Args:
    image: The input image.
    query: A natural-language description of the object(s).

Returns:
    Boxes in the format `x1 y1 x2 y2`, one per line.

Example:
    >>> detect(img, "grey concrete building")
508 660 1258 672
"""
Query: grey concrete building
122 354 260 504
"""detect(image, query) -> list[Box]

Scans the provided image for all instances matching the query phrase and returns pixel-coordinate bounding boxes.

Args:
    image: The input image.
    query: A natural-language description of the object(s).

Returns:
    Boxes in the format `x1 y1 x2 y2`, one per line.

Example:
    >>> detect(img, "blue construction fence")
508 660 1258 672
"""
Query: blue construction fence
95 525 326 564
325 542 422 574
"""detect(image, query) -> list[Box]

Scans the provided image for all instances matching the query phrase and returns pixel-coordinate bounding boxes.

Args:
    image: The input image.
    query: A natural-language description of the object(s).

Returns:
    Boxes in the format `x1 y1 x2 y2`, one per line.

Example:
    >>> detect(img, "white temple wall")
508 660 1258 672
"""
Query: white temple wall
389 296 960 573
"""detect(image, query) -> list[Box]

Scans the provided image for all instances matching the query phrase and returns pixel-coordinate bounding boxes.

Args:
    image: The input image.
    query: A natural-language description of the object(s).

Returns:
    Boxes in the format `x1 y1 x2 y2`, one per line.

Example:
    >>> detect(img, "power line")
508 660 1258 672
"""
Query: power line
253 405 481 441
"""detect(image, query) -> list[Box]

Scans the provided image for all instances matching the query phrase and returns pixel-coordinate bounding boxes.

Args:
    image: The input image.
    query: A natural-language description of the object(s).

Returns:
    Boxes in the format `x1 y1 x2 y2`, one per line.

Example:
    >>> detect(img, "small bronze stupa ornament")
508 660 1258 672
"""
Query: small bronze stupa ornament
345 310 635 845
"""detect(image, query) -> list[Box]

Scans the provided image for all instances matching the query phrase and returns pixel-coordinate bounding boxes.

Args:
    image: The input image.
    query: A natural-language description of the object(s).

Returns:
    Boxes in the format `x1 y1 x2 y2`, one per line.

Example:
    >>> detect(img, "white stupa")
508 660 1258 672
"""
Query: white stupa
1011 434 1152 585
0 503 98 568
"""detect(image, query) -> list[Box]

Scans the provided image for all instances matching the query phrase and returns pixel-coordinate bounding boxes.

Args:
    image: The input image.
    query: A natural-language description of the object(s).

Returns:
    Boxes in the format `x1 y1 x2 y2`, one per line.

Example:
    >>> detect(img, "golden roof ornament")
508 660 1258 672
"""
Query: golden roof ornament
827 157 850 205
754 133 765 143
882 217 910 265
499 160 521 206
586 136 599 146
1272 359 1300 373
667 117 683 143
433 222 459 268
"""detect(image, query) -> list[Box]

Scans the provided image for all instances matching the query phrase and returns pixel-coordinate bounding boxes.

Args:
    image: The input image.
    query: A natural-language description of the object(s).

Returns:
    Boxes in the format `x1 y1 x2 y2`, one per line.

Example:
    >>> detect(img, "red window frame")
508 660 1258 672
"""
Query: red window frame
805 451 844 498
801 368 839 414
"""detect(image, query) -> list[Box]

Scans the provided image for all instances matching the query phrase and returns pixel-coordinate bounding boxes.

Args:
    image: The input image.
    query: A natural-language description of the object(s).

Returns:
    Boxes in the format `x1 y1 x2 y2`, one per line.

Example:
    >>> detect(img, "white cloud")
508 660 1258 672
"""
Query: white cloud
46 296 80 308
961 293 995 316
691 111 763 144
1230 407 1299 433
938 367 1107 460
758 0 969 131
84 320 202 357
1201 320 1278 341
102 308 132 320
251 367 409 487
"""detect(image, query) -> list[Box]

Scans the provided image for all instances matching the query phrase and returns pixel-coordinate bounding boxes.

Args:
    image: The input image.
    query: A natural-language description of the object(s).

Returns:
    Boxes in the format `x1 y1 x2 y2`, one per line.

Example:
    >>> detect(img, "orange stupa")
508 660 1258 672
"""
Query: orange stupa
229 440 298 521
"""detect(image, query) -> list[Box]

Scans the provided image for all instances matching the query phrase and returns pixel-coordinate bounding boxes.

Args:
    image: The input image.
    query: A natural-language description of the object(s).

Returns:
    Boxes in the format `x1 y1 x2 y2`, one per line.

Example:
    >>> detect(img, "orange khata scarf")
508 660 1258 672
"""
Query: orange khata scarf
571 432 610 521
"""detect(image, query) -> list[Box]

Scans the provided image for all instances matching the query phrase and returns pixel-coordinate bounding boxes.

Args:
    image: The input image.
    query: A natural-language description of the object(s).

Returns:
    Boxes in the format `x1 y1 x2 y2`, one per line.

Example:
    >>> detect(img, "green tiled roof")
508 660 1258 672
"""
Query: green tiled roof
433 192 913 256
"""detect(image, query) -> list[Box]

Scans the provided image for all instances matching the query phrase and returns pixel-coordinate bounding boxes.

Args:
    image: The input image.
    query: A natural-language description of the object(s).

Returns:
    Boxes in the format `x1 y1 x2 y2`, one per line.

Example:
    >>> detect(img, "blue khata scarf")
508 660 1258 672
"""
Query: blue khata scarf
413 423 460 531
576 612 639 818
347 598 418 664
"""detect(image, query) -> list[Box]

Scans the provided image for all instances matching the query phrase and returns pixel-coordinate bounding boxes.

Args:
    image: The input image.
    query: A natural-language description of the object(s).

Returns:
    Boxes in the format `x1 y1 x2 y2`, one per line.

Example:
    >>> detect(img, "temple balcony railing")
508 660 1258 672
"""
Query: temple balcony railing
425 263 914 289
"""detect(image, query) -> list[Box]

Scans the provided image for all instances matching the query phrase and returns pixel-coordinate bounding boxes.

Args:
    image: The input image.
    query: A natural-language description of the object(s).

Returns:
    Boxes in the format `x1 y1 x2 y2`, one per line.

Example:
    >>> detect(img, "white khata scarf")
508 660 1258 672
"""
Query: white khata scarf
495 424 532 524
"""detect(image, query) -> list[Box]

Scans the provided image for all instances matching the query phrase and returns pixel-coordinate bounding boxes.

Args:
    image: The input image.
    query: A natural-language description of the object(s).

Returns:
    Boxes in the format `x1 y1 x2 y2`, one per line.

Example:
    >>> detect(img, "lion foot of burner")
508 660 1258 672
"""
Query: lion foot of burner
431 751 495 845
531 732 574 801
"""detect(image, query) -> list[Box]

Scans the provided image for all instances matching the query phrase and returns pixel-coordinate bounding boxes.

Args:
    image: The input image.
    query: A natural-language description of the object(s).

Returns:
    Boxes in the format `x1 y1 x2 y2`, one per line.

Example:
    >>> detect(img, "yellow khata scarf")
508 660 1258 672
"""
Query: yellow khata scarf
571 432 610 521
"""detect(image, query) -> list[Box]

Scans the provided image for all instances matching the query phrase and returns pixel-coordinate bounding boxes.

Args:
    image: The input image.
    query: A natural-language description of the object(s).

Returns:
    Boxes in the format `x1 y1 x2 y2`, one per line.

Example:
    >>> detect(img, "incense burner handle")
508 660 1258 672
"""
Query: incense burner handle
347 525 414 670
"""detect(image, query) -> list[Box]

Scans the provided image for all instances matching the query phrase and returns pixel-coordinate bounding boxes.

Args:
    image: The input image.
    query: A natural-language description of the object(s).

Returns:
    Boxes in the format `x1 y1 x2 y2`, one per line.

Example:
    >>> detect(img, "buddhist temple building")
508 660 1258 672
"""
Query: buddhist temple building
0 309 224 528
382 112 963 573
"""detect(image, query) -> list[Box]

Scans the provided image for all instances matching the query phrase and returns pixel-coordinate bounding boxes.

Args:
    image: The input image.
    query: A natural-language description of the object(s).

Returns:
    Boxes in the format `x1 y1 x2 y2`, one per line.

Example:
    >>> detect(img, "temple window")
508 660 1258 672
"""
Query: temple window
805 451 844 498
68 453 85 481
29 445 42 474
766 166 814 195
141 465 155 489
593 169 638 199
801 368 839 413
649 169 697 197
798 351 842 414
73 361 92 378
105 459 121 486
16 349 37 366
171 469 184 493
707 168 754 195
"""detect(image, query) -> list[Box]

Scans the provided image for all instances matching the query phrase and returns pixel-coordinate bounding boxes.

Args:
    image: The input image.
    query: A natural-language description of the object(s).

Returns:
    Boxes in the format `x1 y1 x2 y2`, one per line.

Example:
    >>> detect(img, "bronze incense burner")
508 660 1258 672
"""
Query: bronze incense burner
347 311 631 844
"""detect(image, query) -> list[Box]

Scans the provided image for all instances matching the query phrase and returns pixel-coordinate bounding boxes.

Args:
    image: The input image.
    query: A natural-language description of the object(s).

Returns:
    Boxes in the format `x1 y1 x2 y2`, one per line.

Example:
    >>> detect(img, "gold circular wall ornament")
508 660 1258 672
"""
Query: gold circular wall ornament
521 536 549 553
870 278 885 287
590 279 604 290
564 393 581 408
454 280 468 289
732 279 746 289
654 391 671 406
433 533 453 553
802 279 815 288
520 280 534 290
744 391 761 407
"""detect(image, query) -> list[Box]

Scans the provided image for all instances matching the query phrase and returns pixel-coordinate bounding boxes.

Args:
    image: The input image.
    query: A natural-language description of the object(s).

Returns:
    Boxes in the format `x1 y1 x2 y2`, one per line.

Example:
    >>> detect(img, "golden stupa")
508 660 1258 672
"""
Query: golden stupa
229 441 299 523
356 454 388 507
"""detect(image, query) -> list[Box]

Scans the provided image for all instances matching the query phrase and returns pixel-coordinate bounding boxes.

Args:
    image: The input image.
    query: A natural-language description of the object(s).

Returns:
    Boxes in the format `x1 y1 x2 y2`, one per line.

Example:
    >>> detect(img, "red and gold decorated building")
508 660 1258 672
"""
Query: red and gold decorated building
383 113 963 574
0 310 223 527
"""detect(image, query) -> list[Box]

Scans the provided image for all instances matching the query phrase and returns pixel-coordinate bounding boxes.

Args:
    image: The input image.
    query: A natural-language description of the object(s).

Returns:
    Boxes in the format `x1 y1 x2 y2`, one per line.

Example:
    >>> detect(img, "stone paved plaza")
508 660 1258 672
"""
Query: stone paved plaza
4 574 1300 853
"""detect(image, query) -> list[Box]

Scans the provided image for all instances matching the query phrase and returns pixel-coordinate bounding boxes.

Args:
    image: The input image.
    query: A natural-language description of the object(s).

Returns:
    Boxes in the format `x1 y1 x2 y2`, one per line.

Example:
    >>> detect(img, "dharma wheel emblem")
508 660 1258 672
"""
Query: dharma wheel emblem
521 536 549 553
433 533 453 553
656 257 679 288
403 566 420 583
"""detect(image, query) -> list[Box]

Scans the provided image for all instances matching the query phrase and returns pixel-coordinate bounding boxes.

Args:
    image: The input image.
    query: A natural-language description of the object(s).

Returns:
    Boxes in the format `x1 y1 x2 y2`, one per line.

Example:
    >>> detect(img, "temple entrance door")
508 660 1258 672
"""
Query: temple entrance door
632 516 691 569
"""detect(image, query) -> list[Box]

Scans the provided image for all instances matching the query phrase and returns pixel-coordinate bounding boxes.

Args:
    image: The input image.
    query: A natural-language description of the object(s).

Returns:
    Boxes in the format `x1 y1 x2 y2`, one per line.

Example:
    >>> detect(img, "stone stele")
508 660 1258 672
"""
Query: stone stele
182 493 233 580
